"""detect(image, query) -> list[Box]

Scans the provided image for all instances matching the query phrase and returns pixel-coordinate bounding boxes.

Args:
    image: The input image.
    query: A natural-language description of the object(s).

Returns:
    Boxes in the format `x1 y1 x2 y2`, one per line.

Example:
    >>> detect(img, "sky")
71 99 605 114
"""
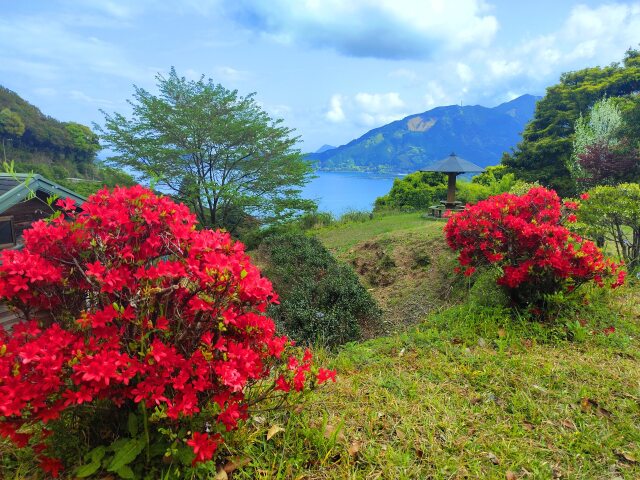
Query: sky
1 0 640 152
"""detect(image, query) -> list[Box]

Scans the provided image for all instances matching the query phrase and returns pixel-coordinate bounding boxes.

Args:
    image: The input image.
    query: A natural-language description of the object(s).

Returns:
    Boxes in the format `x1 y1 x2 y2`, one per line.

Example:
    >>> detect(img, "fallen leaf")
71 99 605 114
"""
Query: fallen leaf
323 423 346 442
348 441 361 457
506 471 518 480
215 467 228 480
580 397 612 418
486 452 500 465
223 456 251 473
615 450 638 463
267 424 285 441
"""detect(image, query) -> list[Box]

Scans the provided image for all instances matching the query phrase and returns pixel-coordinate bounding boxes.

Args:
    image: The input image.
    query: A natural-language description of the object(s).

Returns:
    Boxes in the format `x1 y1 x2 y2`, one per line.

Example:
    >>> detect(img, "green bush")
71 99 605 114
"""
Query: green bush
258 233 381 347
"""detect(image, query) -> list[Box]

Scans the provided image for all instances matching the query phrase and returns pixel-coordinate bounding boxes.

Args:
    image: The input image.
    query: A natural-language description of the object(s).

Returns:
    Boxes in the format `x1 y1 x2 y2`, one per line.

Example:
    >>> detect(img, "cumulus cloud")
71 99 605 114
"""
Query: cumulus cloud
326 92 408 127
226 0 498 59
326 94 346 123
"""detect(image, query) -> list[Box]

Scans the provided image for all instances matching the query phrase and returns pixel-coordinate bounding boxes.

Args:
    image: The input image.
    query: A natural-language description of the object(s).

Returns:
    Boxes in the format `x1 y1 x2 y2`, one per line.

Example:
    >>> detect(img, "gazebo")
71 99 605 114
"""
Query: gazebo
422 152 484 216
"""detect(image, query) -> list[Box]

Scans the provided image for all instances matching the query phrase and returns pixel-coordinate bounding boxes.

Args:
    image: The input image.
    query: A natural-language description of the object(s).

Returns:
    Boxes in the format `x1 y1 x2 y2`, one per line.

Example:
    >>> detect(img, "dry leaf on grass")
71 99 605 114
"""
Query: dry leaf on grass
267 424 285 441
348 441 362 457
223 456 251 473
615 450 638 464
215 466 228 480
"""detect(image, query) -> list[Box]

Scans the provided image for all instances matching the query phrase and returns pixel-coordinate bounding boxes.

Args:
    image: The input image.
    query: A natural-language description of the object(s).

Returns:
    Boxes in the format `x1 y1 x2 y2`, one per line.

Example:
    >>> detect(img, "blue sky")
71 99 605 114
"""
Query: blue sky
2 1 639 152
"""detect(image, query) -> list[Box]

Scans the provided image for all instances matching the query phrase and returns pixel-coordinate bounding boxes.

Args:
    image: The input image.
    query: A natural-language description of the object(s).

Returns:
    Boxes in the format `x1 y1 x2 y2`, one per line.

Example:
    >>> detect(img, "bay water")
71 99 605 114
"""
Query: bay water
301 171 401 217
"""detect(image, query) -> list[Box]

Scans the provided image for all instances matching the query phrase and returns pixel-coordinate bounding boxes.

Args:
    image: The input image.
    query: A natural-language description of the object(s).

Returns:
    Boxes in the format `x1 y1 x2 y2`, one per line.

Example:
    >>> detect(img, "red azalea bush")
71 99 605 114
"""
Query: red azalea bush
444 187 625 308
0 186 335 478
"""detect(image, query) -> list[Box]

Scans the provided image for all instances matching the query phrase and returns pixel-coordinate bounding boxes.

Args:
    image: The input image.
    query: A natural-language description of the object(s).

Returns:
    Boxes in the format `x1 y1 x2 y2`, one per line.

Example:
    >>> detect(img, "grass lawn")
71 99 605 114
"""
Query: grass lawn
223 213 640 479
229 292 640 479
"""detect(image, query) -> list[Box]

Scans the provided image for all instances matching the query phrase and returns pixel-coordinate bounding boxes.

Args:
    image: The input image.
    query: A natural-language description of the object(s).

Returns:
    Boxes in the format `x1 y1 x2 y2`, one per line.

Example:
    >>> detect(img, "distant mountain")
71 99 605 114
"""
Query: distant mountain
308 94 540 173
315 144 336 153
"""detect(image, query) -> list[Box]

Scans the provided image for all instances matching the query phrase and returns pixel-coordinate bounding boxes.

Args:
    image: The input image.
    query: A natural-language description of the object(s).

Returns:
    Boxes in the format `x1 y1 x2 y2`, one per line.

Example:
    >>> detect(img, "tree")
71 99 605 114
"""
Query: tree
0 108 25 162
503 48 640 196
569 97 640 187
64 122 100 164
98 68 314 233
578 184 640 271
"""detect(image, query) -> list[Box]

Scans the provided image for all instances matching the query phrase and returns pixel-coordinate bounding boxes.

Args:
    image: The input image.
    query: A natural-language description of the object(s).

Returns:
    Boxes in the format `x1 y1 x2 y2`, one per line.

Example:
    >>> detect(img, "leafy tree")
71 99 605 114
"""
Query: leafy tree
64 122 100 164
0 108 25 137
503 48 640 196
0 108 25 162
569 97 640 187
98 68 314 232
578 184 640 271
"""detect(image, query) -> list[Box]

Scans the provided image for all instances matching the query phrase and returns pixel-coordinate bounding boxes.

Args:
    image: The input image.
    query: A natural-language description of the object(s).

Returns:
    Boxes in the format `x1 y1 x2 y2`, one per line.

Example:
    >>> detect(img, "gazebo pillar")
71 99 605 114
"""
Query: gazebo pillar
446 172 458 204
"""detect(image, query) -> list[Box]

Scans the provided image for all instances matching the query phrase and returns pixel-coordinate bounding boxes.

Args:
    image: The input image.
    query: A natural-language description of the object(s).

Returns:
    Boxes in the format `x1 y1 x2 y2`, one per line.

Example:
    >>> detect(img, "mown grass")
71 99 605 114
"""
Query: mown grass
220 213 640 479
313 212 444 256
226 288 640 479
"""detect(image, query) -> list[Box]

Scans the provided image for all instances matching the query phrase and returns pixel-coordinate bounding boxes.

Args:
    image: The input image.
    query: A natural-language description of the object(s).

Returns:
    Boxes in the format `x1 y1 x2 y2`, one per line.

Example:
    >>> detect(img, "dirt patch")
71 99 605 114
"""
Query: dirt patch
343 232 462 337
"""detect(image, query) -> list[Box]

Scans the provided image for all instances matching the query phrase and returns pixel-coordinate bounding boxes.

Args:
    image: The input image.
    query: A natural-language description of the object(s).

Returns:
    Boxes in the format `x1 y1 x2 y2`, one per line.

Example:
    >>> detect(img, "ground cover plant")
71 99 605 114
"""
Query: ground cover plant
445 187 626 310
0 186 334 478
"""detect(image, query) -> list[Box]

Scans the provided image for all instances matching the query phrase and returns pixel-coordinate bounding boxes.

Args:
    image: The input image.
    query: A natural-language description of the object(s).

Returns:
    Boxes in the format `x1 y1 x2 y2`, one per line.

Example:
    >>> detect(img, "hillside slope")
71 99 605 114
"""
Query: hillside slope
308 94 539 173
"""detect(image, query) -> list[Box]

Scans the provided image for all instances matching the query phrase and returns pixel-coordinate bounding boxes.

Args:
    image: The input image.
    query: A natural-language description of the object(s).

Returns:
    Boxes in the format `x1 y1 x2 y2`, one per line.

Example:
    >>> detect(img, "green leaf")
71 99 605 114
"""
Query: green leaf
76 460 101 477
127 412 138 437
90 445 106 463
107 438 146 472
116 465 136 479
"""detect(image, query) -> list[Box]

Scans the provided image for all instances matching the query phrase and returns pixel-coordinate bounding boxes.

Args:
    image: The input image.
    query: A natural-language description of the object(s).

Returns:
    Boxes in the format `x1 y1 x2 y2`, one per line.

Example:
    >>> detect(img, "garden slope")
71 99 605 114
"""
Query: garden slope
227 214 640 479
313 213 463 336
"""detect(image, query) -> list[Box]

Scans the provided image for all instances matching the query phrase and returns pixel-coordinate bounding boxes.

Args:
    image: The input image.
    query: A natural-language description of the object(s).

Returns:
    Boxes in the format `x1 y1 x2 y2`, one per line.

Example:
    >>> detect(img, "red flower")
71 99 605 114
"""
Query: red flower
55 197 76 212
580 192 590 200
186 432 219 465
317 368 337 384
39 456 63 478
602 326 615 336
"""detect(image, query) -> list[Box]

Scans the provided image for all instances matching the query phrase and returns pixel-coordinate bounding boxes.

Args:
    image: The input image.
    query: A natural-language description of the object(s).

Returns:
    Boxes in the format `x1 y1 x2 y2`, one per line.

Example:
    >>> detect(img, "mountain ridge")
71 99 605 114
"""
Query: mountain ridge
308 94 540 173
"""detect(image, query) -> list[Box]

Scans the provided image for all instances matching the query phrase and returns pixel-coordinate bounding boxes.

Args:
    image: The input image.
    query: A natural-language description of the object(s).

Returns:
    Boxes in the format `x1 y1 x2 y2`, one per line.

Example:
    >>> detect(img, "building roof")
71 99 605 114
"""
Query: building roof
423 153 485 173
0 173 86 214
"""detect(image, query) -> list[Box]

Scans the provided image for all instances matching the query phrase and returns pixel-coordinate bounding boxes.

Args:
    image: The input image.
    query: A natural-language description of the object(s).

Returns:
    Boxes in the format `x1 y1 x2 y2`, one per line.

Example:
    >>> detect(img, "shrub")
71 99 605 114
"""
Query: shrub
0 186 334 478
258 233 381 347
444 187 625 309
577 183 640 271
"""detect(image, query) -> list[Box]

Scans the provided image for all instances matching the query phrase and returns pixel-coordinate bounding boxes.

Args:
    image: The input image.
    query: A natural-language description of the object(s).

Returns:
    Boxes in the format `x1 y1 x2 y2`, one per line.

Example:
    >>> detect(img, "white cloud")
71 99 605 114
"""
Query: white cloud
456 63 473 83
325 92 408 127
326 94 346 123
227 0 498 59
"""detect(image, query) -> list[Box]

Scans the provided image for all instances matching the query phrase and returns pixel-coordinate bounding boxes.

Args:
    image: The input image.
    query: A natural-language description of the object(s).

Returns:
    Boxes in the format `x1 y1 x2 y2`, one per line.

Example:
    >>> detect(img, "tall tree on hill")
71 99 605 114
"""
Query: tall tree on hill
503 48 640 196
98 68 314 233
0 108 25 162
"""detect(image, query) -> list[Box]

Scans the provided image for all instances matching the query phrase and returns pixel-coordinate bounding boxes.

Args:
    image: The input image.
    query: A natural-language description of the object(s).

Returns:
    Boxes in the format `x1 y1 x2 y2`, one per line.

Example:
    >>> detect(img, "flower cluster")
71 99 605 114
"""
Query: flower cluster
0 186 335 476
444 187 625 306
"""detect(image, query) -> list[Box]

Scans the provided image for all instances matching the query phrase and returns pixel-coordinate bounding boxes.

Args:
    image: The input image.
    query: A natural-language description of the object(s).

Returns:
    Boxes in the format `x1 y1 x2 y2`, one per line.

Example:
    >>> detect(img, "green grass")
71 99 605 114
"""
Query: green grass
313 212 444 256
226 293 640 479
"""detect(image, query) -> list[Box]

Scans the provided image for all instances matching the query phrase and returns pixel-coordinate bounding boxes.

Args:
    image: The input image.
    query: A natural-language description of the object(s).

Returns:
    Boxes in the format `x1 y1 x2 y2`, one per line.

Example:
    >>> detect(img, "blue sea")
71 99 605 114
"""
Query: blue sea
301 171 401 216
